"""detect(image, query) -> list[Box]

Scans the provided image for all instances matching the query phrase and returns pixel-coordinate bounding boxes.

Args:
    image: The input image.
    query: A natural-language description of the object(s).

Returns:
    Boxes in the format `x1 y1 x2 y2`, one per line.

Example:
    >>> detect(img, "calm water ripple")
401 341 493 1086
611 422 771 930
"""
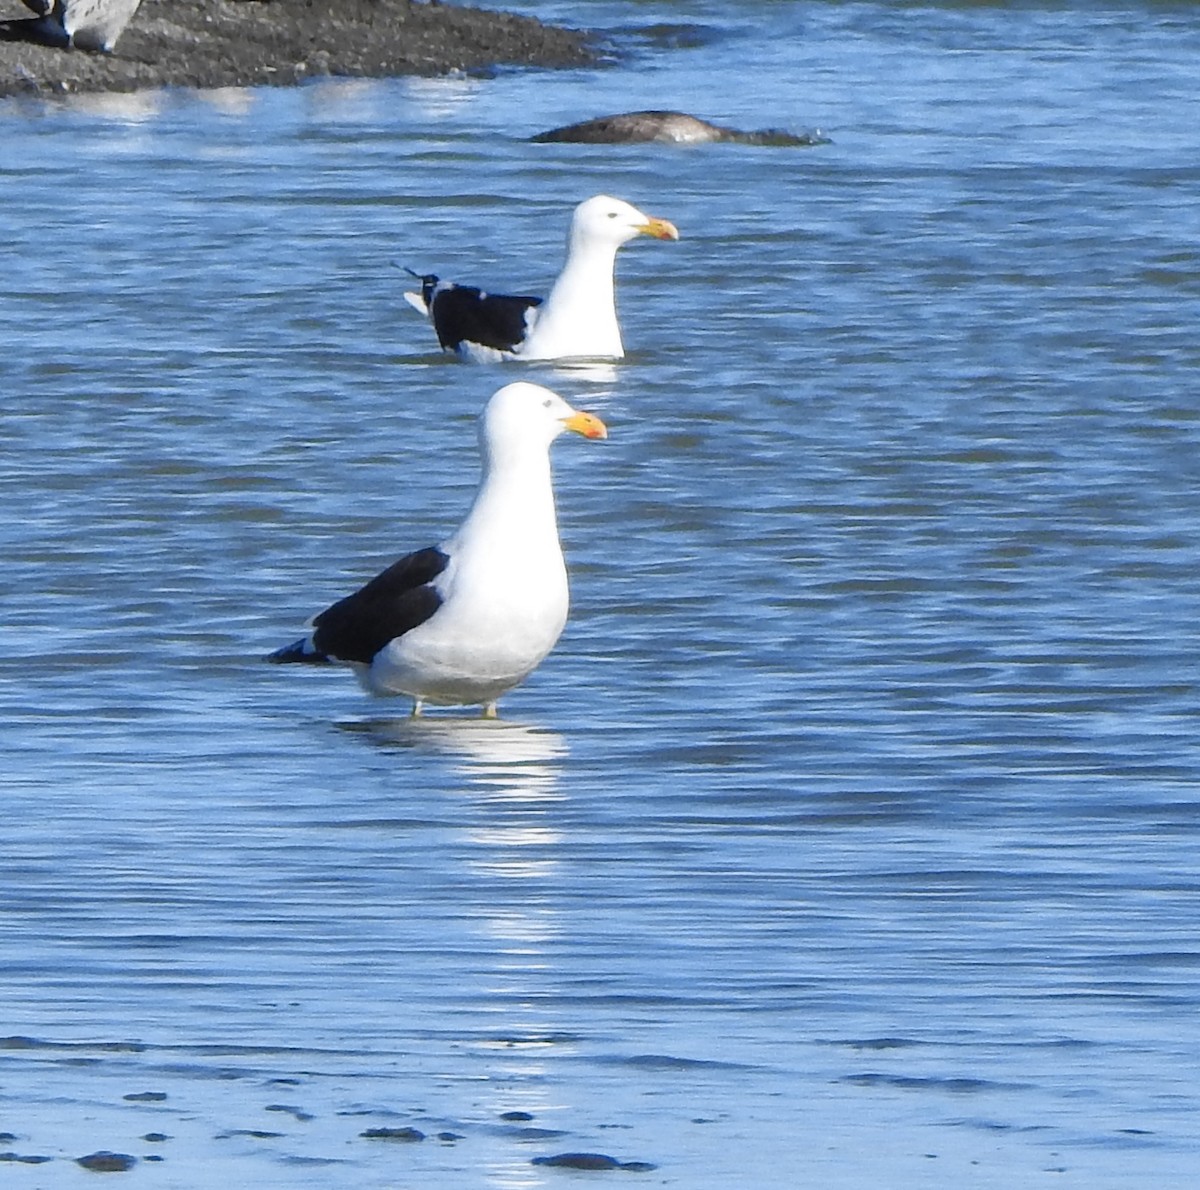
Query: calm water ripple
3 2 1200 1186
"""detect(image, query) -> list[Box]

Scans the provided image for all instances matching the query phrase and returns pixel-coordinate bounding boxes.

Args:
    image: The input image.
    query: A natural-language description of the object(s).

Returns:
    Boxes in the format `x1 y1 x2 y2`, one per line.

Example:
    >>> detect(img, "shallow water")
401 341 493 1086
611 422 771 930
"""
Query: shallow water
3 2 1200 1186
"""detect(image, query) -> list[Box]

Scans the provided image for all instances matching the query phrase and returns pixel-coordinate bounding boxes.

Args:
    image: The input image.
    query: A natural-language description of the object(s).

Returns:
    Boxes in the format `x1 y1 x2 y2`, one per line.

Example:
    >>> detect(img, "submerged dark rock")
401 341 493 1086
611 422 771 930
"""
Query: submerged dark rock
76 1150 138 1172
533 1152 623 1170
531 110 829 146
1 1151 53 1164
532 1151 657 1171
360 1126 425 1142
0 0 595 98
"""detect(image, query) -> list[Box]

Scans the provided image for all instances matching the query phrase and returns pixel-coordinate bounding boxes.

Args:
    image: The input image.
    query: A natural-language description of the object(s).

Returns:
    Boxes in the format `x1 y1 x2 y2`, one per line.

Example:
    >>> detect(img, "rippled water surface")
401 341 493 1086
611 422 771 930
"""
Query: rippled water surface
3 2 1200 1185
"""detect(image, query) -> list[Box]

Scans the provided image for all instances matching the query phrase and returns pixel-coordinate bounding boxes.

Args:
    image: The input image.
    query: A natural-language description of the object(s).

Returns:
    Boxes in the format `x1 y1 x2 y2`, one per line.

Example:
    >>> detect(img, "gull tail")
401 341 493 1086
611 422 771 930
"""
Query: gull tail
400 266 440 317
266 638 331 665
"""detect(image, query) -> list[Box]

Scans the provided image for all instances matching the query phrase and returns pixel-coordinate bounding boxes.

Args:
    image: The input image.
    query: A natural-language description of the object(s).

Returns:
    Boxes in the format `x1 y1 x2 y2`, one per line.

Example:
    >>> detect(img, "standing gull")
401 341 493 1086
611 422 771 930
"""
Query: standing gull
267 382 607 718
404 195 679 362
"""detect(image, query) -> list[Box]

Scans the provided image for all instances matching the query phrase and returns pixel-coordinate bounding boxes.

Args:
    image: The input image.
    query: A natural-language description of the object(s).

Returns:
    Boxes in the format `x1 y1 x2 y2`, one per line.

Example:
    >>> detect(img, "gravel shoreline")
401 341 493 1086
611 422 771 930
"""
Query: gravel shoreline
0 0 597 99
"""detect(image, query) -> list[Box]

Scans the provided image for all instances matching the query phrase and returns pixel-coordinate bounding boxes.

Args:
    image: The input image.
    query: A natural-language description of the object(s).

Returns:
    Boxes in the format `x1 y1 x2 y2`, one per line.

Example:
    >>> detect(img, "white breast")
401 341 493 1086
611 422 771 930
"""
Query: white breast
369 544 569 703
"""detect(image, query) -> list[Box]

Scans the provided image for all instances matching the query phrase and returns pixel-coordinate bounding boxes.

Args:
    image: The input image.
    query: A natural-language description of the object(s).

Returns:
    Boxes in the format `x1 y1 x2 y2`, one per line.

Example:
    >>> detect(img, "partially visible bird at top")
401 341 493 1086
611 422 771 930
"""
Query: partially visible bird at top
2 0 143 51
267 382 608 719
403 194 679 363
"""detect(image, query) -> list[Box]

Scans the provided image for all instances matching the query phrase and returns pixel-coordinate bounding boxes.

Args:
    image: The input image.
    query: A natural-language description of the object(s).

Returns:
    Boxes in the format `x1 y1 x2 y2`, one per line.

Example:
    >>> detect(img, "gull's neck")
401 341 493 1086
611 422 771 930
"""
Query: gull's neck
452 436 559 550
519 232 624 360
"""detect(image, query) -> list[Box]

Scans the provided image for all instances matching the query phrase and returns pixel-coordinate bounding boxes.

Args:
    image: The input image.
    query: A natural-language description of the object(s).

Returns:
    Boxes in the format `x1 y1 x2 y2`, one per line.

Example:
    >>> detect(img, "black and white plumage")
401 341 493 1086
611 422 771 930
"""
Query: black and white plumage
405 271 544 357
268 382 607 718
3 0 142 51
404 195 679 362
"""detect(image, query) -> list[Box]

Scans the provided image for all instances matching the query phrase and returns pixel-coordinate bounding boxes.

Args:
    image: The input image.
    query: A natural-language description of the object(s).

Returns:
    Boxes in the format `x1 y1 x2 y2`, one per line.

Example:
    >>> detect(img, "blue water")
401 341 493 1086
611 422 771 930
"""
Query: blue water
2 2 1200 1185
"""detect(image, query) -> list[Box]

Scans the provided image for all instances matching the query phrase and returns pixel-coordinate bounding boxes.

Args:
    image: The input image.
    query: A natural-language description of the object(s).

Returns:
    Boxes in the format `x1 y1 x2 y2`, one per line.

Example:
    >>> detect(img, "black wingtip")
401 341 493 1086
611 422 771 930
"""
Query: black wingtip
266 639 330 665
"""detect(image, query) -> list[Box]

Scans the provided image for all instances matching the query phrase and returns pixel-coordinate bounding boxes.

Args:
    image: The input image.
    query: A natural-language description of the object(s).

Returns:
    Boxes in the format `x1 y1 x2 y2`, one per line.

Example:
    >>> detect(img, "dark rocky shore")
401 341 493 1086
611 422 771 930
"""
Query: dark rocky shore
0 0 596 99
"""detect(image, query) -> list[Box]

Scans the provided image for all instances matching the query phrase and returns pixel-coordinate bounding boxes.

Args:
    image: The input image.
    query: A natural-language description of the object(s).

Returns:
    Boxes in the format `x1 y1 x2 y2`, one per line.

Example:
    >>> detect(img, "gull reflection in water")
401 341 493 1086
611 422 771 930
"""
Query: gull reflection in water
342 716 568 882
347 716 566 796
197 87 258 118
400 73 484 119
62 90 164 122
343 717 571 1131
545 359 620 388
304 78 383 122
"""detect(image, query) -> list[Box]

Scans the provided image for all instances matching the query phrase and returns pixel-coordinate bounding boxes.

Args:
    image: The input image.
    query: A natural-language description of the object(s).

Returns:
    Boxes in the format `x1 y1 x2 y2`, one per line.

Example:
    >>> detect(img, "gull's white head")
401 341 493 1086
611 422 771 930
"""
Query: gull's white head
481 382 608 454
569 195 680 250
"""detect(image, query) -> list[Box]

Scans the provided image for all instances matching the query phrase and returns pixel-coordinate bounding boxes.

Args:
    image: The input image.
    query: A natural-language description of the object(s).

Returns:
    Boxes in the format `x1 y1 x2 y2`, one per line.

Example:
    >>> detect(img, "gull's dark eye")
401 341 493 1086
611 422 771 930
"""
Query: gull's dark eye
543 398 554 407
607 211 619 218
